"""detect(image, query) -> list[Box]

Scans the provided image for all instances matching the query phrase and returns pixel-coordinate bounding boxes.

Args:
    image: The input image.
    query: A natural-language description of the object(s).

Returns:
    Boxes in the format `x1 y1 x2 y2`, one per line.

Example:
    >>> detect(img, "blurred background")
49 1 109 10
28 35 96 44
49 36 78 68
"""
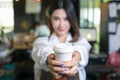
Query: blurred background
0 0 120 80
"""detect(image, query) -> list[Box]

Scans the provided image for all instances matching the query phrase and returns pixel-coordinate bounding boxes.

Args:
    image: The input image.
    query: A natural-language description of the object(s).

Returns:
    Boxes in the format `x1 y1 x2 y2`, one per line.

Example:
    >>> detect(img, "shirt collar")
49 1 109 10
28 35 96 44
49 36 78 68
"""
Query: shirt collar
49 33 72 43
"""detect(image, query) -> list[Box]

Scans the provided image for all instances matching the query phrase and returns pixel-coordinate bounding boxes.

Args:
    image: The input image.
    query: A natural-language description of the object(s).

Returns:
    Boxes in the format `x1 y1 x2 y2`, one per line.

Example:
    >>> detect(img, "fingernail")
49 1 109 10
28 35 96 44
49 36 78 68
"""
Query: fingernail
64 68 68 71
61 63 64 68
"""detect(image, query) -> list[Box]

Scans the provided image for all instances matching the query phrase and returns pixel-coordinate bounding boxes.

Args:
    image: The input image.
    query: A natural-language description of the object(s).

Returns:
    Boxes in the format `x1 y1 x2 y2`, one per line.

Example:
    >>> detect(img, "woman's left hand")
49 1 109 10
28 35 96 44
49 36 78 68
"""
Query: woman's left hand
60 51 80 76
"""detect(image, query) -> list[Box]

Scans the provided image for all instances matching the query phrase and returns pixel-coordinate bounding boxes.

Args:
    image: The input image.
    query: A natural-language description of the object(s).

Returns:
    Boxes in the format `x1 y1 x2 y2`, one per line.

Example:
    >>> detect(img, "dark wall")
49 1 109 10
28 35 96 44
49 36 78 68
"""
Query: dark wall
14 0 34 32
71 0 80 24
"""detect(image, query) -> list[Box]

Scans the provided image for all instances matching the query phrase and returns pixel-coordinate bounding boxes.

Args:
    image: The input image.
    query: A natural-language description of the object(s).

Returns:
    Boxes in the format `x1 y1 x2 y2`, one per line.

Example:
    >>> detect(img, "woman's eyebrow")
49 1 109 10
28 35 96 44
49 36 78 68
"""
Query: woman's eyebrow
52 15 59 18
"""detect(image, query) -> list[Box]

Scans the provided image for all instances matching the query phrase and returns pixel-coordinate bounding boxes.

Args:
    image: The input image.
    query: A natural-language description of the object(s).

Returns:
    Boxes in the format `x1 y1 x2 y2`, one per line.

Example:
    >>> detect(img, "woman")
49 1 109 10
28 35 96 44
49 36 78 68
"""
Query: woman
31 0 91 80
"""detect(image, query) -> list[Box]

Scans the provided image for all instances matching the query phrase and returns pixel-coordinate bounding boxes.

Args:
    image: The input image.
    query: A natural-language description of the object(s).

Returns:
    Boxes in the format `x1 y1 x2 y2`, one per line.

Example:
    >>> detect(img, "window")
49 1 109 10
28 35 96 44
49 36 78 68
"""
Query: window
80 0 100 28
80 0 101 54
0 0 14 34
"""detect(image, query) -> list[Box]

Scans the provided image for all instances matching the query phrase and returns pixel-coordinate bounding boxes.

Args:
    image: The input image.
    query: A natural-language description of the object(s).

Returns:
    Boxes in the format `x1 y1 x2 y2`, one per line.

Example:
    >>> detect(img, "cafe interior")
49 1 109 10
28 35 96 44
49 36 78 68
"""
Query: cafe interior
0 0 120 80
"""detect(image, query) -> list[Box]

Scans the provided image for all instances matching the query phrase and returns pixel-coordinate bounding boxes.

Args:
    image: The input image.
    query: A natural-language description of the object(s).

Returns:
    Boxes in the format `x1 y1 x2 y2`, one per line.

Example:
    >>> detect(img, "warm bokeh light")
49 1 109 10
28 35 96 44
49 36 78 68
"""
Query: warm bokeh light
87 34 92 41
15 0 19 1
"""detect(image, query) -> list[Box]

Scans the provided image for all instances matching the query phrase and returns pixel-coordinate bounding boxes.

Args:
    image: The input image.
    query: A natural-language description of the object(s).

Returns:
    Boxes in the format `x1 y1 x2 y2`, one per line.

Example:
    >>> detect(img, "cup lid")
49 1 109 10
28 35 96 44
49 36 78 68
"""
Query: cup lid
54 43 74 53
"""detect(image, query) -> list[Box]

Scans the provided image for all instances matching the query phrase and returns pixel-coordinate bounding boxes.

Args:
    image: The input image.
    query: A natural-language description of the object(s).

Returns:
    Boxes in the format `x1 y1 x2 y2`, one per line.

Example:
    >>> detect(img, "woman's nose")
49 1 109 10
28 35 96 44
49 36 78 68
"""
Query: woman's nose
59 20 64 27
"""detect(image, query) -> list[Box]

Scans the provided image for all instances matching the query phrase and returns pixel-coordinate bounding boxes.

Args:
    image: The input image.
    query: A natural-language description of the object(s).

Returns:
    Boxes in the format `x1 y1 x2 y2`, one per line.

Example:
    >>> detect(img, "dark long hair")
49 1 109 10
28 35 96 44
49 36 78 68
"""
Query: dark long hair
48 0 80 42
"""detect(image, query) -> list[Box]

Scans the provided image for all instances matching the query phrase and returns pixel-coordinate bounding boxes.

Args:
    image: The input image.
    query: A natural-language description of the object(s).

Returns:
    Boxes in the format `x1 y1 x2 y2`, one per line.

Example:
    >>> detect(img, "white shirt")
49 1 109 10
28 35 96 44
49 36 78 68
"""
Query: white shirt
31 33 91 80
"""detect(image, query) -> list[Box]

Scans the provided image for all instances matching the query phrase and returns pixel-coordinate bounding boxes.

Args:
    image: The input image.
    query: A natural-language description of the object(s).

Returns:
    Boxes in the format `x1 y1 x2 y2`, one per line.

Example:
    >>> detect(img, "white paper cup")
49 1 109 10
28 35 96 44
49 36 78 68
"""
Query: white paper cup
53 43 74 62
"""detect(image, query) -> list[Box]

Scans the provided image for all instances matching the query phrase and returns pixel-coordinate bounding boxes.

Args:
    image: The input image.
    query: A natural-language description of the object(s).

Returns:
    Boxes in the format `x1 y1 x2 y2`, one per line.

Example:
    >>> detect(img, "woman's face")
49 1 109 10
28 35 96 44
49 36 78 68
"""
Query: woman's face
51 9 71 36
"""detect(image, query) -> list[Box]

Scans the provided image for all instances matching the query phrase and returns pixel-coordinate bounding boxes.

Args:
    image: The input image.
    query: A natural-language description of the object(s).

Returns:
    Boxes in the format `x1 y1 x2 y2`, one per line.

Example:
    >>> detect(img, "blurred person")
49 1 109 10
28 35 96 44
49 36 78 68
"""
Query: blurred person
34 21 50 38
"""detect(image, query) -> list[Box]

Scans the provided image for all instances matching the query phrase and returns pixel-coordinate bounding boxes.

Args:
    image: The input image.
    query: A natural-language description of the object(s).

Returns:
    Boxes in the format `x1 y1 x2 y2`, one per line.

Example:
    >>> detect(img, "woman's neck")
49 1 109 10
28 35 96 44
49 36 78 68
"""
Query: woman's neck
57 34 68 43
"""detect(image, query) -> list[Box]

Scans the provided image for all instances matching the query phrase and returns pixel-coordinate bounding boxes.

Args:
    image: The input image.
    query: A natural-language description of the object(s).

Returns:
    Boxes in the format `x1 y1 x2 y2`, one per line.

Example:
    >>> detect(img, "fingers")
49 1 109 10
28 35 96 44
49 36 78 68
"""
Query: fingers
60 65 78 76
50 70 62 79
47 54 65 72
63 52 79 68
63 58 78 68
48 64 65 72
47 54 62 66
47 54 65 79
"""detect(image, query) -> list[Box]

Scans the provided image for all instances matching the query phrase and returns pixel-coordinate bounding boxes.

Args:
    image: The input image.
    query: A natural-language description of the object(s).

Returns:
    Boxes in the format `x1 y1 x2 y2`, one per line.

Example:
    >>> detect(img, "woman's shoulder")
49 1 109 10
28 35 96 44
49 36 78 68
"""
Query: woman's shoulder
74 37 86 42
73 37 91 50
73 37 90 45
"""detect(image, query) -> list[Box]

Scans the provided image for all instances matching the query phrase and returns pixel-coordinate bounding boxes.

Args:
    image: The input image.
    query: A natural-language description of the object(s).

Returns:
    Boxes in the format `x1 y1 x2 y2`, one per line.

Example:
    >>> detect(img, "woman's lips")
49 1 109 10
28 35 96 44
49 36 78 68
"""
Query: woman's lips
58 29 65 32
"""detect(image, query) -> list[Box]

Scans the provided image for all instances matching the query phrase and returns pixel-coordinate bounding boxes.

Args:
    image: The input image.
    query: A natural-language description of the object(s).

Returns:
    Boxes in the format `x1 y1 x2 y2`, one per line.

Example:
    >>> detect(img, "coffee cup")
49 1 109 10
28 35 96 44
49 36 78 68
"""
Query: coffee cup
53 43 74 62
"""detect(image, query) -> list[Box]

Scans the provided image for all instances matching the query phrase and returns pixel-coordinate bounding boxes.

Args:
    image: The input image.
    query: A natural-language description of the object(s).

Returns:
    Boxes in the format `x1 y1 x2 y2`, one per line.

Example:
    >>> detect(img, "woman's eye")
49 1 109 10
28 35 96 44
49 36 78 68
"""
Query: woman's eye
54 17 59 20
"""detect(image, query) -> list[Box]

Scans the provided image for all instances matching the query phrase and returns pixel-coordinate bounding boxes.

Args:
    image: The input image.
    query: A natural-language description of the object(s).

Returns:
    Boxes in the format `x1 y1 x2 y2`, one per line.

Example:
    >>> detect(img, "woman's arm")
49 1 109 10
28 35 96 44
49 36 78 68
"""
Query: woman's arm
59 38 91 76
31 37 54 71
73 37 91 67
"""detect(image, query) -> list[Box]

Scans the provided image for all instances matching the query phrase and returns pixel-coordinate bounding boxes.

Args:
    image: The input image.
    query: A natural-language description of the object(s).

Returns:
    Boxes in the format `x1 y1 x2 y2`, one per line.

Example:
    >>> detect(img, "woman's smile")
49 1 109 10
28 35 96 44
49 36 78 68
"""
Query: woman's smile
58 28 65 32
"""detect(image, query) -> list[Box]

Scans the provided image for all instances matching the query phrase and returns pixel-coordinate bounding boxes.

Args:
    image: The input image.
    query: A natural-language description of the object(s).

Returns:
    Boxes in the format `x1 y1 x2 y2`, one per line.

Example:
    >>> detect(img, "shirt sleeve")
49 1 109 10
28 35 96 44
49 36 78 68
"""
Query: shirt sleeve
31 37 54 71
73 37 91 67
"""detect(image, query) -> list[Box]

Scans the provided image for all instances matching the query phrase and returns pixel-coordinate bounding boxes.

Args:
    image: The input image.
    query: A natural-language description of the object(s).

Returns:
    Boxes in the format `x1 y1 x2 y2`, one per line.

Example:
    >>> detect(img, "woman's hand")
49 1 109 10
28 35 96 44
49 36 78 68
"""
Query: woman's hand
47 54 65 79
60 51 80 76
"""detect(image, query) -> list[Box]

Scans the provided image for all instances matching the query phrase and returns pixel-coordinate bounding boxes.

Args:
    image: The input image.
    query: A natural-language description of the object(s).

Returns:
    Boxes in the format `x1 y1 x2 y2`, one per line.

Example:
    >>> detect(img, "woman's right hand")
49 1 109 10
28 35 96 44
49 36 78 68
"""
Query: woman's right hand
47 54 65 79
